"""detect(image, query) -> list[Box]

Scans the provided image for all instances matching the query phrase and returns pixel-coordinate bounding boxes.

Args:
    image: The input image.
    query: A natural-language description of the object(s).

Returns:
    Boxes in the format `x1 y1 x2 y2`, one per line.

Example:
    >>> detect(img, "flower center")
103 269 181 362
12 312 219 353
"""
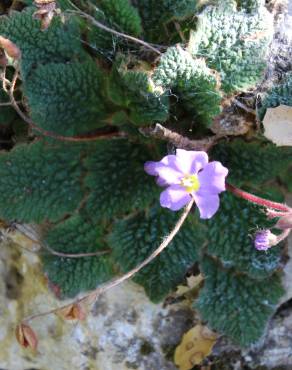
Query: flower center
181 174 200 193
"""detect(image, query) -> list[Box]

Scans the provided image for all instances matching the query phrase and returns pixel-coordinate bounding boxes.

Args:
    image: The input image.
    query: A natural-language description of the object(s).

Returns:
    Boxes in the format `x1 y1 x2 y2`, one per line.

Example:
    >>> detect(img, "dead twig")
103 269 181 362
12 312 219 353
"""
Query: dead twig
140 123 219 151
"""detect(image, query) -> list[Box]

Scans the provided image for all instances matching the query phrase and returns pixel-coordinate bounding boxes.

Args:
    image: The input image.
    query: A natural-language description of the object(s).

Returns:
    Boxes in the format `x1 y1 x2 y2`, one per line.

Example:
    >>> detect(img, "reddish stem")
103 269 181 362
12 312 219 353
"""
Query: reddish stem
226 183 291 212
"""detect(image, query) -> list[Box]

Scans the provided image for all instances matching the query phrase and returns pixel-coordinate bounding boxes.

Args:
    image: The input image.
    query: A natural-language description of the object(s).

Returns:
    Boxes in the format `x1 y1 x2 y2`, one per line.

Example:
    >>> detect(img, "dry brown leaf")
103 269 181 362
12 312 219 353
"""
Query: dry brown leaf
56 303 87 321
263 105 292 146
15 323 38 351
174 324 218 370
0 36 21 59
176 274 204 297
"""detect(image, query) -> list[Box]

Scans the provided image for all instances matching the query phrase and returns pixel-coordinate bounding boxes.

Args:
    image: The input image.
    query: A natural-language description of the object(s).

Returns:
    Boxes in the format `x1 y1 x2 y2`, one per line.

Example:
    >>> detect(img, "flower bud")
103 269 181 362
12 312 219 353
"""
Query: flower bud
254 229 278 251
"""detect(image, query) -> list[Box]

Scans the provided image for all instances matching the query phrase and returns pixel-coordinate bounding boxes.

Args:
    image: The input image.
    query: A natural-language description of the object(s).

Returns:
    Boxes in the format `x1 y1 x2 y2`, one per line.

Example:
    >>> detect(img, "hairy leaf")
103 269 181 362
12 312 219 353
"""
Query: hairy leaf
0 88 17 126
153 46 221 126
0 140 85 222
259 72 292 119
196 257 284 346
205 192 282 279
189 3 273 93
0 8 85 77
108 56 169 125
43 214 113 298
134 0 200 42
23 61 108 136
84 139 159 220
211 139 292 186
98 0 142 36
108 206 206 302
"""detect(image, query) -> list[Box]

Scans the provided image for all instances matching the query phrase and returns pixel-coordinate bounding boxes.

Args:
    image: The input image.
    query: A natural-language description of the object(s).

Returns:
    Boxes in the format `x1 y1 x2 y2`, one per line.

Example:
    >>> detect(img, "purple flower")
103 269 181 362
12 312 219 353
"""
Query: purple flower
254 229 277 251
144 149 228 219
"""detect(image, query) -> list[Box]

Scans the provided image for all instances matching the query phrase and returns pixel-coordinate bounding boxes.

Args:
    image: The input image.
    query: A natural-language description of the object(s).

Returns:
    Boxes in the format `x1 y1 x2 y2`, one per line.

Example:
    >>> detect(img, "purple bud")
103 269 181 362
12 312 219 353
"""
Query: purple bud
254 230 277 251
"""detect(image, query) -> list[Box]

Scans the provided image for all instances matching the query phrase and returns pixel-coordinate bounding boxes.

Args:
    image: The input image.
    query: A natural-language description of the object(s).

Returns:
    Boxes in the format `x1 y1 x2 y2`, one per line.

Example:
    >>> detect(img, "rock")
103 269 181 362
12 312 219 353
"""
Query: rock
0 237 195 370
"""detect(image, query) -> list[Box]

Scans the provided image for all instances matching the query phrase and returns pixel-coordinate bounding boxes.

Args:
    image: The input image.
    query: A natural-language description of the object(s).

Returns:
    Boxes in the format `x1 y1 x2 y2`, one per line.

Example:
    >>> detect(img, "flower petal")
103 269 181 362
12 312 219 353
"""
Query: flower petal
144 161 161 176
156 177 167 187
160 185 191 211
144 154 184 185
193 192 220 219
198 161 228 194
176 149 209 175
144 154 178 176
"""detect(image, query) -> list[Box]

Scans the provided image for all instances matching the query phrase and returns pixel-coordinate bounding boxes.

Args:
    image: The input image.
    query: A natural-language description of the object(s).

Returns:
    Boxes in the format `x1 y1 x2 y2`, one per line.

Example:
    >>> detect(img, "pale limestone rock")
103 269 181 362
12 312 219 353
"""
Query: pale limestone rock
0 238 194 370
263 105 292 146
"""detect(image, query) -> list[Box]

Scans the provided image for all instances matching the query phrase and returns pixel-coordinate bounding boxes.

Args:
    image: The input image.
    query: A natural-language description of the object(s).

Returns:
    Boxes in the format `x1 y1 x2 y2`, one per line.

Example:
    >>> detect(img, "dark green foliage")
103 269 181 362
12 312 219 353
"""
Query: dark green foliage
0 89 17 126
87 9 117 55
153 46 222 126
0 0 289 350
134 0 199 42
189 2 273 93
0 8 86 78
259 72 292 119
211 139 292 186
84 139 159 221
23 61 108 136
206 192 282 278
109 206 206 302
88 0 143 55
43 214 113 298
279 166 292 193
0 140 85 222
237 0 265 12
108 56 169 125
98 0 143 36
196 257 284 346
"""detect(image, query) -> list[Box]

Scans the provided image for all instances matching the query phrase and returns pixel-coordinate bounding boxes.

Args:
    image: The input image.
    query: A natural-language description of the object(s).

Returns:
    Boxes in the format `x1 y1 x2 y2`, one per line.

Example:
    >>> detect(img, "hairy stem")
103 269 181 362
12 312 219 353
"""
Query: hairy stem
23 198 195 323
273 228 291 246
227 183 291 212
10 223 110 258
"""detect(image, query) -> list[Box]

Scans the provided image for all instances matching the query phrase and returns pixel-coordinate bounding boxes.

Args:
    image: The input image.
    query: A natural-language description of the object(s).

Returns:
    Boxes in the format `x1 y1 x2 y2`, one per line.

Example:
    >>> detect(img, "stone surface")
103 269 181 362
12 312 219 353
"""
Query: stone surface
0 233 195 370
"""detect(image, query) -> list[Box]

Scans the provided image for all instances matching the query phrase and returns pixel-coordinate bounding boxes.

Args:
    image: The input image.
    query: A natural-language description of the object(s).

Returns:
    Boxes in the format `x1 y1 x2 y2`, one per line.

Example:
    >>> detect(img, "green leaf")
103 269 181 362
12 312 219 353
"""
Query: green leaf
0 88 17 126
0 140 85 223
259 72 292 119
153 46 222 126
107 56 169 125
87 9 117 55
42 214 113 298
211 139 292 187
98 0 143 36
108 206 206 302
237 0 265 12
0 8 85 78
188 4 273 93
205 192 282 279
84 139 159 221
23 61 108 136
196 257 284 346
134 0 200 42
279 166 292 193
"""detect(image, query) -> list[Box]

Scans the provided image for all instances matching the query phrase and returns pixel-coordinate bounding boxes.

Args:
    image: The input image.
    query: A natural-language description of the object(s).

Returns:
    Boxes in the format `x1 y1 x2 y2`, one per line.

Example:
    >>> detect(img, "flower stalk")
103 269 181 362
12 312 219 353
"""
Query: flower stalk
226 183 291 212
